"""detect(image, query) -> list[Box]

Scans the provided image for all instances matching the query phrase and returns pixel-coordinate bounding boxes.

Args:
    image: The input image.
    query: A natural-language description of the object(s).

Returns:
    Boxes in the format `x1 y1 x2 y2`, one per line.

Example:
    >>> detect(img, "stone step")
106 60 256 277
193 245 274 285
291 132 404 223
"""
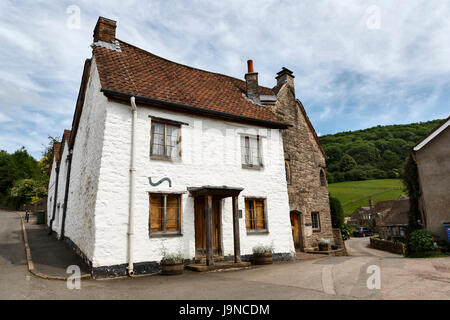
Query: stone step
186 261 251 272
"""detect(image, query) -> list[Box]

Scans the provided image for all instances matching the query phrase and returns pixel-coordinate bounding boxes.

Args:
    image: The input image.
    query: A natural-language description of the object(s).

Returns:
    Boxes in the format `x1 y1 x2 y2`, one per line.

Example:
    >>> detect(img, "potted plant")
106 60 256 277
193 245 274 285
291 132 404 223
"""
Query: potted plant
318 238 331 251
160 251 184 275
252 245 274 265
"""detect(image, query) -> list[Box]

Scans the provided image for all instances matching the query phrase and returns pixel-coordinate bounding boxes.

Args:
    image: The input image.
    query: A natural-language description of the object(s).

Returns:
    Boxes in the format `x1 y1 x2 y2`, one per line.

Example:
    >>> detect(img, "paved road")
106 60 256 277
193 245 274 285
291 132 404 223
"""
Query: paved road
1 210 449 299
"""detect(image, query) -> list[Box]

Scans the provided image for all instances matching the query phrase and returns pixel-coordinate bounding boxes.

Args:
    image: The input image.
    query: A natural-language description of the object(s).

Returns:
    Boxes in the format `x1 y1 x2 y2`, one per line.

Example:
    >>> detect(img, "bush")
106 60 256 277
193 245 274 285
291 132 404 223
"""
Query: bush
329 194 344 228
406 229 437 256
252 244 274 256
341 224 352 240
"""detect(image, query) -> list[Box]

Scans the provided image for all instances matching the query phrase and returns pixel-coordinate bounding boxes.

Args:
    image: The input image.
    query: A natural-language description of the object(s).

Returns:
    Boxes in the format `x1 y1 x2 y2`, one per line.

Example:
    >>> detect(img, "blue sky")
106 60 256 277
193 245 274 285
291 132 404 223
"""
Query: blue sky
0 0 449 159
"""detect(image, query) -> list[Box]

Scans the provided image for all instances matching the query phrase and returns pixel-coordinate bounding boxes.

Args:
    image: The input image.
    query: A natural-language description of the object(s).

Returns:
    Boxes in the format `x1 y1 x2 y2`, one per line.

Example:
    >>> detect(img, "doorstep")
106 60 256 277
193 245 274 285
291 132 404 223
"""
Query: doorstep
186 261 251 272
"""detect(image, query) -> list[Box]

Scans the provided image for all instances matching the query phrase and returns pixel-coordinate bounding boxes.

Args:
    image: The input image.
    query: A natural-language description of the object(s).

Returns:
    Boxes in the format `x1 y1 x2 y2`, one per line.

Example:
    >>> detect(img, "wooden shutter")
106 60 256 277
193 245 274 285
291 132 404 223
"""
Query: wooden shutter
166 195 179 231
255 200 265 230
150 195 163 232
245 200 253 230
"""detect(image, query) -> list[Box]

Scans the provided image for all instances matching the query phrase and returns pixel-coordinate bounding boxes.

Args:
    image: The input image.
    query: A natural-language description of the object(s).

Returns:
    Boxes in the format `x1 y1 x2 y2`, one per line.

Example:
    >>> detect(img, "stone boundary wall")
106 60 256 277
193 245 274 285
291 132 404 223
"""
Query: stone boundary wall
370 237 405 255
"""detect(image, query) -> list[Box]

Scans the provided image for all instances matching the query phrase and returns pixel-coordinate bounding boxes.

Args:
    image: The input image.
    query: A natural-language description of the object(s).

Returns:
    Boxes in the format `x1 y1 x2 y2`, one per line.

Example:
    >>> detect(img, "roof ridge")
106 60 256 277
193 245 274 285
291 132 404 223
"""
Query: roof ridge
116 38 275 93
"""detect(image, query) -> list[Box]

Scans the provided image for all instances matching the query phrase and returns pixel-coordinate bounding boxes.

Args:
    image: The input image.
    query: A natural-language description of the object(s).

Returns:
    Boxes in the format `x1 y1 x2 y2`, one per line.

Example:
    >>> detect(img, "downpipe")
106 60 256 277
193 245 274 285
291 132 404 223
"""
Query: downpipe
127 96 137 277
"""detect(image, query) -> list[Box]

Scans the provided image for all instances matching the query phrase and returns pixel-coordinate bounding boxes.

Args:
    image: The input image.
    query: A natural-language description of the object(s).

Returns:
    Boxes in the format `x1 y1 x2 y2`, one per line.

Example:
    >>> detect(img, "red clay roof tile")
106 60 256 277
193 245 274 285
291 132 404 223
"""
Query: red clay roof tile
93 40 284 124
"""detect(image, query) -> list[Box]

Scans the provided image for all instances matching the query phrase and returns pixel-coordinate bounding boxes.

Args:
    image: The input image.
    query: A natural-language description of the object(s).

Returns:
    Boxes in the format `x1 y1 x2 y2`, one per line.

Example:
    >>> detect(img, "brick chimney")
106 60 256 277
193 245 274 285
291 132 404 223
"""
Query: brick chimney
93 17 117 43
245 60 260 102
276 67 295 92
369 196 374 210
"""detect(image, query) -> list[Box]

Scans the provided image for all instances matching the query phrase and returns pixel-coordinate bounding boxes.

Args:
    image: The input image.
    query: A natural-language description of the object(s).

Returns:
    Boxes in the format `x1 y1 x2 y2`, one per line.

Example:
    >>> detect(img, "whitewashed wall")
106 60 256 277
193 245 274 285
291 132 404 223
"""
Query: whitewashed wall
90 86 294 267
46 158 57 225
51 140 69 237
64 58 106 262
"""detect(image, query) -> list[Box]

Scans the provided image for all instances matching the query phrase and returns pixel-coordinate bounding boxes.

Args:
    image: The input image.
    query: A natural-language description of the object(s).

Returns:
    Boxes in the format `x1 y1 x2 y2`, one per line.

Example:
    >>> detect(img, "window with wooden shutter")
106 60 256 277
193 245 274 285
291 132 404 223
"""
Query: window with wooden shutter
150 121 181 159
149 193 181 235
245 198 267 232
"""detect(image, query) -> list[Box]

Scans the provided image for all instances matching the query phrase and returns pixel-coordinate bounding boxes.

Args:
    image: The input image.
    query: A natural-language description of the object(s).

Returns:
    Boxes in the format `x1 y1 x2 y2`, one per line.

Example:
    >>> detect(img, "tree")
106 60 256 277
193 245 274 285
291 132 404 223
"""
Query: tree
329 194 344 228
402 154 421 231
339 154 357 172
10 178 47 207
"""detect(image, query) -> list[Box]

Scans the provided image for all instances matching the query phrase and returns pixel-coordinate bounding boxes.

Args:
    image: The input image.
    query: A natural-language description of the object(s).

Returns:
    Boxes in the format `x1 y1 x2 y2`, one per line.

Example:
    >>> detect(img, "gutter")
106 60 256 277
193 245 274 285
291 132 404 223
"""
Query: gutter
59 150 73 240
127 96 137 277
48 166 60 235
100 88 291 129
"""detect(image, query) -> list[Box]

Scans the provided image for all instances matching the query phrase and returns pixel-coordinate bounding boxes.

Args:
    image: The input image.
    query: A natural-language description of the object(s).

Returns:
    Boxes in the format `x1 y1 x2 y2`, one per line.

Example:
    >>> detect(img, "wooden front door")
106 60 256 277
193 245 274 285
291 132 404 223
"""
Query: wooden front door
290 211 303 250
194 196 221 256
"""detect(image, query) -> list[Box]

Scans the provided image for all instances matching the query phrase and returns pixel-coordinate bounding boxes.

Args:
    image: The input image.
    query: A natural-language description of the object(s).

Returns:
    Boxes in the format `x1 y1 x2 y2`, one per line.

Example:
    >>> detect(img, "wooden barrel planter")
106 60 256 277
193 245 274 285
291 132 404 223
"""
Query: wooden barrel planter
160 261 184 275
318 242 330 251
253 253 273 265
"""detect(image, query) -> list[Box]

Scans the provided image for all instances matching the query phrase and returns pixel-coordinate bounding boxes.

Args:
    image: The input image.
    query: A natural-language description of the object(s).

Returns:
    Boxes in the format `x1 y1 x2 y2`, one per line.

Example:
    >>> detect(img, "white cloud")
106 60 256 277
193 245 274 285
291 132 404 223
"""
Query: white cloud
0 0 449 158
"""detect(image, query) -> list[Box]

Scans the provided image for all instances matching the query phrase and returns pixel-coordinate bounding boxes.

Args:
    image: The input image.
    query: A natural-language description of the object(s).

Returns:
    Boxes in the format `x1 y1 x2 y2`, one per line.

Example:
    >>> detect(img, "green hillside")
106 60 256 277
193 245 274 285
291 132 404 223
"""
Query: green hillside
320 119 444 183
328 179 406 216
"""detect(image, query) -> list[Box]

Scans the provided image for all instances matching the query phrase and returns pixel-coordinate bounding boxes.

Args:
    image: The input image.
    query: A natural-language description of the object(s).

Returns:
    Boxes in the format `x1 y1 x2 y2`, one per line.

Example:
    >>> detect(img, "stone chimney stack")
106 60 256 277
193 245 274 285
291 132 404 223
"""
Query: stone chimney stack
276 67 295 93
93 17 117 43
369 196 374 210
245 60 260 102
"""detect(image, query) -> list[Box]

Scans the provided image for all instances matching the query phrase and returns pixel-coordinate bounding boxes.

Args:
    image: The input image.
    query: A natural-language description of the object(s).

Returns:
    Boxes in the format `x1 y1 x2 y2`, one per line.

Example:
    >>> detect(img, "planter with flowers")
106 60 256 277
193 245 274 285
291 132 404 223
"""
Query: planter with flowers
160 252 184 275
252 245 274 265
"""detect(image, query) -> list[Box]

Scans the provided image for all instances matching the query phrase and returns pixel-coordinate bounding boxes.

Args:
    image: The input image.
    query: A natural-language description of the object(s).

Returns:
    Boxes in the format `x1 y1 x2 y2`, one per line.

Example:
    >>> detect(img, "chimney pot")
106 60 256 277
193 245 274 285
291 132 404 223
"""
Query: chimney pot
245 59 259 102
93 17 117 43
247 60 254 73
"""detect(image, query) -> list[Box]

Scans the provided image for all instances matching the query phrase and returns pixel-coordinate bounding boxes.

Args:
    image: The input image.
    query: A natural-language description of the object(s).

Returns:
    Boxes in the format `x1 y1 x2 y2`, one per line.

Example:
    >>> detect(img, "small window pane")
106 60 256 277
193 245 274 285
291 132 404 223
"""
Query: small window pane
150 196 164 232
165 125 179 158
311 212 320 231
241 136 262 166
151 123 165 156
165 195 180 231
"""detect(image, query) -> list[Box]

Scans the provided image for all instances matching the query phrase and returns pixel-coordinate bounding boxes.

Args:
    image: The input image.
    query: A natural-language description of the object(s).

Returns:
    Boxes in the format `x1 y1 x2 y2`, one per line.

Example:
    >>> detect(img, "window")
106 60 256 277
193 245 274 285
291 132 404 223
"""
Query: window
245 199 267 231
150 121 180 159
149 194 181 234
311 212 320 231
241 135 263 167
285 160 291 185
320 169 326 186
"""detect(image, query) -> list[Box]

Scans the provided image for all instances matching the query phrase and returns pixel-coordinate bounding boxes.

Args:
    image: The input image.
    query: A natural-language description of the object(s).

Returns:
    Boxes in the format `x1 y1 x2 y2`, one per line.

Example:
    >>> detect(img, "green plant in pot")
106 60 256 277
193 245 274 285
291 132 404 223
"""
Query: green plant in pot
252 244 274 265
318 238 331 251
160 251 184 275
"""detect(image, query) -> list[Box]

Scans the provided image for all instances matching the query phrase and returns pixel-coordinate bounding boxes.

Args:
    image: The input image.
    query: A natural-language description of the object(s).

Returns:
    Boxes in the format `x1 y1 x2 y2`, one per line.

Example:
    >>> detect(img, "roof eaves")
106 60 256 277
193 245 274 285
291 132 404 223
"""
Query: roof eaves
413 116 450 151
101 88 292 129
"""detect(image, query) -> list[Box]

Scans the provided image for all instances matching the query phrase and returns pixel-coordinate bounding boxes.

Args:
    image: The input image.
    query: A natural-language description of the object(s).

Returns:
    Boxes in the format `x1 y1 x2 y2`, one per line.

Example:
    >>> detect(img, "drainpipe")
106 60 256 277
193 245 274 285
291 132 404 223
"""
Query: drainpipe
59 150 73 240
127 96 137 277
48 166 60 235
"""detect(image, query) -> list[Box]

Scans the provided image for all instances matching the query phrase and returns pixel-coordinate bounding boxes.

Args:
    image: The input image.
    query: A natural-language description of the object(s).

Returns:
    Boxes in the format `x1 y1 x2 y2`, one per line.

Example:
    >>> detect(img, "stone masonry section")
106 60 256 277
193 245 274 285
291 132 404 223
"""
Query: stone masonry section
270 72 333 250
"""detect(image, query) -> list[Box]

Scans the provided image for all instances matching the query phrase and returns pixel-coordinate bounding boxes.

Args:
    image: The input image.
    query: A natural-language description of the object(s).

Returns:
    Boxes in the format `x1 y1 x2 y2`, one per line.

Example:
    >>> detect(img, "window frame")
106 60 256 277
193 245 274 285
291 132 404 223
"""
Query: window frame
320 169 326 187
311 211 321 232
241 134 263 169
285 160 291 185
150 120 182 160
244 198 269 234
149 193 182 237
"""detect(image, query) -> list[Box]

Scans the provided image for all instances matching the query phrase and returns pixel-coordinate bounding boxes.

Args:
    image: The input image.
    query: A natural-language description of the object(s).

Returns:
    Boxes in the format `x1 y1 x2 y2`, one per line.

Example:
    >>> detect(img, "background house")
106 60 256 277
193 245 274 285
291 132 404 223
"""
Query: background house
413 116 450 242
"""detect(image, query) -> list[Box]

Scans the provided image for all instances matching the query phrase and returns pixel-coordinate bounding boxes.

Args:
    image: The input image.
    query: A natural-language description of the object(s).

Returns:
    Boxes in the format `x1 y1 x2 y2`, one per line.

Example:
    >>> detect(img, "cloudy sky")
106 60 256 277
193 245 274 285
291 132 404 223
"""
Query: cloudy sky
0 0 449 159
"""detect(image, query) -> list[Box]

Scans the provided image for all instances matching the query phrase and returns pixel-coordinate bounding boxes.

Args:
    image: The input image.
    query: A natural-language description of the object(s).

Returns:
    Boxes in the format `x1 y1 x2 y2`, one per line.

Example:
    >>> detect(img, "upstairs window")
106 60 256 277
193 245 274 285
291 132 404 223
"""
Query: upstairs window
311 212 320 232
320 169 326 186
149 193 181 234
285 160 291 185
245 198 267 231
241 135 263 168
150 121 180 159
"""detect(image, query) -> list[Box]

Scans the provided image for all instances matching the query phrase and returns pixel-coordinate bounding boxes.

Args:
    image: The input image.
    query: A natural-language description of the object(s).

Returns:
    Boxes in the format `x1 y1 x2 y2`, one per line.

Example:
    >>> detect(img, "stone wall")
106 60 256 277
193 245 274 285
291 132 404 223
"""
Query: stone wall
370 237 405 255
271 80 333 250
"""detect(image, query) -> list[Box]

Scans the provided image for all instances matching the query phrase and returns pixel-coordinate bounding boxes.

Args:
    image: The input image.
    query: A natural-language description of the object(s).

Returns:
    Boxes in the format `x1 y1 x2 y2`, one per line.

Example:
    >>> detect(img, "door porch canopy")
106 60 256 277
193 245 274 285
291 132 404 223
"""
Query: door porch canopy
188 186 243 266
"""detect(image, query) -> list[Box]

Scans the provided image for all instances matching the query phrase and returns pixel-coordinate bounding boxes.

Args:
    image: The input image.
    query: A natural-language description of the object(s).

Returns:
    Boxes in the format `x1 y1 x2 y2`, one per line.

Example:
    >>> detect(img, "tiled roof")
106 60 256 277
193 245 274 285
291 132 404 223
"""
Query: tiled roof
378 199 410 226
93 40 285 125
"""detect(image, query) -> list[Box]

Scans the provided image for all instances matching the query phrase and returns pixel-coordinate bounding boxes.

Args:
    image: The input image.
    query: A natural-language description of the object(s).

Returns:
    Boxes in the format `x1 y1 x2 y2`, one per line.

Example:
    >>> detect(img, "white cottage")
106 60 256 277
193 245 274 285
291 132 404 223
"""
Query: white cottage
48 17 296 278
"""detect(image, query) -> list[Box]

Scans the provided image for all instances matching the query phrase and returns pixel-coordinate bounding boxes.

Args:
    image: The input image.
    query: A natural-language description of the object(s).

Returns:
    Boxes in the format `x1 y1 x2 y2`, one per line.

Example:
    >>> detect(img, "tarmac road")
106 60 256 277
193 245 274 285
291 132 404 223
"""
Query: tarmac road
1 210 449 300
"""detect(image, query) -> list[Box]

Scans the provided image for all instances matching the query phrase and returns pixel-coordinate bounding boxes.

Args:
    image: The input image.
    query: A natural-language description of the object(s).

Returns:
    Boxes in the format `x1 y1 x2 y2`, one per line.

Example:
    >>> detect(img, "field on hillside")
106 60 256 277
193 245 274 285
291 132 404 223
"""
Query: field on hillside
328 179 406 216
